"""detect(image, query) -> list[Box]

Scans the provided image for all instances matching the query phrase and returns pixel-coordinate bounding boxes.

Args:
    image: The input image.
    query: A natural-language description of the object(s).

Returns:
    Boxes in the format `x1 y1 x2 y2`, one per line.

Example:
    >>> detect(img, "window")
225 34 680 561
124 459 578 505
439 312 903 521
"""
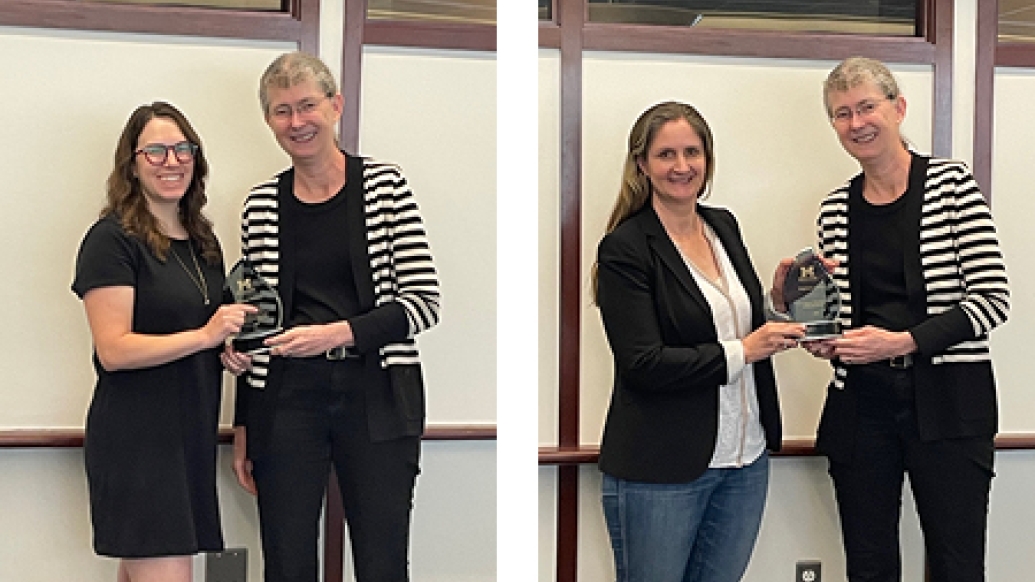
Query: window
586 0 918 36
540 0 553 21
1000 0 1035 42
367 0 496 24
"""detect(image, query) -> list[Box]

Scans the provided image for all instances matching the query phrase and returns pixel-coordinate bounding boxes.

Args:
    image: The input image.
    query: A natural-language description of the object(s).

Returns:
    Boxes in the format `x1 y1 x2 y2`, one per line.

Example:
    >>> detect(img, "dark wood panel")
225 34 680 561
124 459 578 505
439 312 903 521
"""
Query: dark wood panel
540 20 561 48
363 19 495 51
339 0 366 153
555 3 585 581
996 41 1035 67
929 0 953 157
0 1 302 41
556 465 579 582
974 0 997 196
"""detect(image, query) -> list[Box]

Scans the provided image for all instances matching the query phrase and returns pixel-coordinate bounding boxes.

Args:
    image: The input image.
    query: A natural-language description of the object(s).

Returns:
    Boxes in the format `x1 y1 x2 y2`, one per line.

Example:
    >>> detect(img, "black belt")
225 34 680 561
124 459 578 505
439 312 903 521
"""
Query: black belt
888 354 913 369
325 346 361 360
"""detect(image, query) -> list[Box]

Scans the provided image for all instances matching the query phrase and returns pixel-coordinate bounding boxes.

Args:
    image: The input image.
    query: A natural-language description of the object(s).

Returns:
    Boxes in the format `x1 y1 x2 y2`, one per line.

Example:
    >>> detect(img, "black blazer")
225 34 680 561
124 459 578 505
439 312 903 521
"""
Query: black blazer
596 203 781 484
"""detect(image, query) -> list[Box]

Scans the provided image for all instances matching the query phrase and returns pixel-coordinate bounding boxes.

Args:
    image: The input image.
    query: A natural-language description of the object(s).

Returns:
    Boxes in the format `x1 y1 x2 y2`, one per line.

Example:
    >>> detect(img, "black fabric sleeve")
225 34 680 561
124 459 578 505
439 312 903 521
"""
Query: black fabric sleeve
596 232 727 393
348 304 411 354
72 216 138 299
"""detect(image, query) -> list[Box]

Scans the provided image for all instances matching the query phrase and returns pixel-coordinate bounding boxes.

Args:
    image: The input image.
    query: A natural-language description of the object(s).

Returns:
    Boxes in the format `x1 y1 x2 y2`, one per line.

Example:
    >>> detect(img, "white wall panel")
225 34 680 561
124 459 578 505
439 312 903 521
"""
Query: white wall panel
360 46 497 425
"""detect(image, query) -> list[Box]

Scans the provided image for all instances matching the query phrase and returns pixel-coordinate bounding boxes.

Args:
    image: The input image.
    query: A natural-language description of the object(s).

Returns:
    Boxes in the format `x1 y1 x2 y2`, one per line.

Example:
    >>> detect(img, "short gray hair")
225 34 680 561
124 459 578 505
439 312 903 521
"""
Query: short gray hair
258 51 338 116
823 56 901 116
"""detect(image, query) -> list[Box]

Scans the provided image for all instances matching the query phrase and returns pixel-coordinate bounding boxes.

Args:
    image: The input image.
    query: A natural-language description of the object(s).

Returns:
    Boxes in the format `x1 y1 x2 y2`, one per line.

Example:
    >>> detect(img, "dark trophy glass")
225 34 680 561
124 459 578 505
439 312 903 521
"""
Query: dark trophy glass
224 259 283 354
782 248 843 340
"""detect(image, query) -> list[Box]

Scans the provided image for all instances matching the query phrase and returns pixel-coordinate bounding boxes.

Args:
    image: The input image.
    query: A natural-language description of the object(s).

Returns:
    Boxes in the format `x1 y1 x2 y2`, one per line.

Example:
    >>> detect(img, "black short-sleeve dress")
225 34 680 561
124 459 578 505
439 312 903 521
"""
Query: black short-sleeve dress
72 215 226 558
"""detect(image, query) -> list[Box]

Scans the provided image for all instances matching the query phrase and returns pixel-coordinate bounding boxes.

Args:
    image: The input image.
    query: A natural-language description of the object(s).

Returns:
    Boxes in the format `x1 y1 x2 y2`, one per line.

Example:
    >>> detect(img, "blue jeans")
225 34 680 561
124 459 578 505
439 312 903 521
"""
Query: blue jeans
601 452 769 582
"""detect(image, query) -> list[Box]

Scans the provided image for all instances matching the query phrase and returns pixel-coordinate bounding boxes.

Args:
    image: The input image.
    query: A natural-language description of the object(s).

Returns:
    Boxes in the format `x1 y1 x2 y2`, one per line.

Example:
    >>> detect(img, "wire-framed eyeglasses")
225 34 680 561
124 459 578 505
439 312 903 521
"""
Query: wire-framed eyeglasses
269 95 330 121
831 98 891 125
135 141 199 166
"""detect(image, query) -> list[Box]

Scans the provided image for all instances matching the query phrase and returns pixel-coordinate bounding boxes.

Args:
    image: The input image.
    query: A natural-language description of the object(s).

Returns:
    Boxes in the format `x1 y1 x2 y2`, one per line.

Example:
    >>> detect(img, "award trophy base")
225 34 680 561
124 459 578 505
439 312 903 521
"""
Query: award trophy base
232 329 282 355
803 320 842 341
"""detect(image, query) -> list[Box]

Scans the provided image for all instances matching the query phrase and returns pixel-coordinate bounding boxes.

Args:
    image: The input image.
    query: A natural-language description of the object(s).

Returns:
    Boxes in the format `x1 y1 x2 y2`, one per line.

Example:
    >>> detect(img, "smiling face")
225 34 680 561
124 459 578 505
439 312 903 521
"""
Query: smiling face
264 78 343 162
637 118 708 208
827 80 906 164
133 117 194 210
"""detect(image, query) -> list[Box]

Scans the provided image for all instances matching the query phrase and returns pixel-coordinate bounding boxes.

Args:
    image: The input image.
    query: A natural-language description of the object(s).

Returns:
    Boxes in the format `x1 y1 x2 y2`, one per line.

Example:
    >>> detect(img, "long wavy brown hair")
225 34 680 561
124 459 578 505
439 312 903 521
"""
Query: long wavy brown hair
102 101 219 264
591 101 716 302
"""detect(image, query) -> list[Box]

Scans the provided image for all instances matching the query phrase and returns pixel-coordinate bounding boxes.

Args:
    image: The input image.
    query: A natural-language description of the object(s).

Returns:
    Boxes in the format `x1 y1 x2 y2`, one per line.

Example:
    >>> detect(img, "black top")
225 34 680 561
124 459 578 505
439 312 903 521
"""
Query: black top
849 158 925 333
72 215 225 557
281 183 360 328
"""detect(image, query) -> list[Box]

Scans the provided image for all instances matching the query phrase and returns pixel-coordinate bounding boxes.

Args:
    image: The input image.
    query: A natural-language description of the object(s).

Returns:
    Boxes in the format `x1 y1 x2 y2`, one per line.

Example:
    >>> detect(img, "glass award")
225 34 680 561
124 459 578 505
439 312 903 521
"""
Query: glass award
224 259 283 354
782 248 843 340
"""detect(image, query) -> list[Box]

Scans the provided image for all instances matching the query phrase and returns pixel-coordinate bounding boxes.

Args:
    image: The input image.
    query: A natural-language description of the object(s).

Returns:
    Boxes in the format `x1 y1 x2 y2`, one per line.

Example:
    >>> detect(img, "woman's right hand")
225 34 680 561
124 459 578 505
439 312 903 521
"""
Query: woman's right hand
743 321 806 364
801 339 837 360
232 426 257 496
201 303 258 349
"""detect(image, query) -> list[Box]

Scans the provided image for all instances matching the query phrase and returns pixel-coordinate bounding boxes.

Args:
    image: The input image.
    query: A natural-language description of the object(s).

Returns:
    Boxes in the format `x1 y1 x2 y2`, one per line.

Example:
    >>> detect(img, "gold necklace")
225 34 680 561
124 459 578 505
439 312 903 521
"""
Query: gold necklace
171 240 210 305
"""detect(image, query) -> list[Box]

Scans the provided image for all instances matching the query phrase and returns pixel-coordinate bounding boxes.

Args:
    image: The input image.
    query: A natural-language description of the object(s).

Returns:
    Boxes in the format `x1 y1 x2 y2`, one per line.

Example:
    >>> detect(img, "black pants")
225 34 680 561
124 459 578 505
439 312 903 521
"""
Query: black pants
829 364 994 582
251 359 421 582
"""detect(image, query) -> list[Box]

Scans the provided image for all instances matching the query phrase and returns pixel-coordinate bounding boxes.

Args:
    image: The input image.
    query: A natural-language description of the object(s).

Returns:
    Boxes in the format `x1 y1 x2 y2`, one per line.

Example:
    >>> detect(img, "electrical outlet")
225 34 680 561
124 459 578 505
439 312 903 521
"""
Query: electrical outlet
796 560 821 582
205 548 247 582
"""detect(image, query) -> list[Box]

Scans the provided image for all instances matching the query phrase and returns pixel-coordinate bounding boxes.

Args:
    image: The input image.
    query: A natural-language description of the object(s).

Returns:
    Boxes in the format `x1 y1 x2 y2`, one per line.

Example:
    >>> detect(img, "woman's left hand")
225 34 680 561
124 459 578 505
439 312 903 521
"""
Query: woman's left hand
831 326 916 365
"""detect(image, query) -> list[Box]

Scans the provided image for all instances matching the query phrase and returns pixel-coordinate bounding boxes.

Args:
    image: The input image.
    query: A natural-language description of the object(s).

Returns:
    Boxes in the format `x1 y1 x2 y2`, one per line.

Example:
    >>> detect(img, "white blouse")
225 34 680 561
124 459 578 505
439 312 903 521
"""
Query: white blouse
679 222 766 469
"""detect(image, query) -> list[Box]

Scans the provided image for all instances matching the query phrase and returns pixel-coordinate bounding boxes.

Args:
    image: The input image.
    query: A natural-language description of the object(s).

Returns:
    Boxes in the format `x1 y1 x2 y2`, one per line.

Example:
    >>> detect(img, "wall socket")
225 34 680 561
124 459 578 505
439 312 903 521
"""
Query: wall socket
202 548 247 582
796 560 821 582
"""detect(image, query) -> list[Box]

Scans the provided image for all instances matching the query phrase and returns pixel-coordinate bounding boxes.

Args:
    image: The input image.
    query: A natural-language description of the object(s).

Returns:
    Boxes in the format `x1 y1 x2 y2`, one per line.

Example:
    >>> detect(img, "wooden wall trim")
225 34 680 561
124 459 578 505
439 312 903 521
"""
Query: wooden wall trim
0 425 497 448
363 19 495 51
539 434 1035 465
556 1 585 581
539 21 561 48
297 0 319 55
996 42 1035 67
339 0 366 153
930 0 953 158
973 0 997 196
0 1 307 43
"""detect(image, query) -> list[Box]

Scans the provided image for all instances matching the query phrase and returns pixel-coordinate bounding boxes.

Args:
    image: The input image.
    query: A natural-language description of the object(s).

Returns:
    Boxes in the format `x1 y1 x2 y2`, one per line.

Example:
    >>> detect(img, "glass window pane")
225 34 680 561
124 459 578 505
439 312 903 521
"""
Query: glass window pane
540 0 552 21
367 0 496 24
1000 0 1035 42
84 0 284 9
586 0 917 36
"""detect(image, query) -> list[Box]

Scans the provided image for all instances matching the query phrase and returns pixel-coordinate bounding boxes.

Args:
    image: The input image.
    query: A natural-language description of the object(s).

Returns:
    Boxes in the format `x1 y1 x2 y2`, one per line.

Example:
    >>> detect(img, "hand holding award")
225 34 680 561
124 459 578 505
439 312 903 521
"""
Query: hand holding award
224 259 284 354
781 248 842 340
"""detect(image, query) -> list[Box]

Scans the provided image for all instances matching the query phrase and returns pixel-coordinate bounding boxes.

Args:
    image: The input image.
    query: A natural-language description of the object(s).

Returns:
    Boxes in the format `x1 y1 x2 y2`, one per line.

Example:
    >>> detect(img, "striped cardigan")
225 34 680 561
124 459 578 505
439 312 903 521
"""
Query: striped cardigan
238 157 441 390
817 156 1009 391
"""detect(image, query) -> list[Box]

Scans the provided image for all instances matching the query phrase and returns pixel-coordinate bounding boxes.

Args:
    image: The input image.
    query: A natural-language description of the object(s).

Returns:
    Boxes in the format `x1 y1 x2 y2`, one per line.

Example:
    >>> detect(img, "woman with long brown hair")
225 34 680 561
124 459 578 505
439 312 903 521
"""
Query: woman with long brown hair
72 102 254 582
594 101 804 582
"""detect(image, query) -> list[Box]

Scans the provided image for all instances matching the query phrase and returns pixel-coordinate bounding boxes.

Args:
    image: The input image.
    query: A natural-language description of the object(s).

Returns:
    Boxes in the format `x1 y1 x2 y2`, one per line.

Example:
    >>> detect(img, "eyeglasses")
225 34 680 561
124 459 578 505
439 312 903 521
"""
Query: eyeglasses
831 98 895 125
831 98 891 124
269 95 329 121
135 141 198 166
